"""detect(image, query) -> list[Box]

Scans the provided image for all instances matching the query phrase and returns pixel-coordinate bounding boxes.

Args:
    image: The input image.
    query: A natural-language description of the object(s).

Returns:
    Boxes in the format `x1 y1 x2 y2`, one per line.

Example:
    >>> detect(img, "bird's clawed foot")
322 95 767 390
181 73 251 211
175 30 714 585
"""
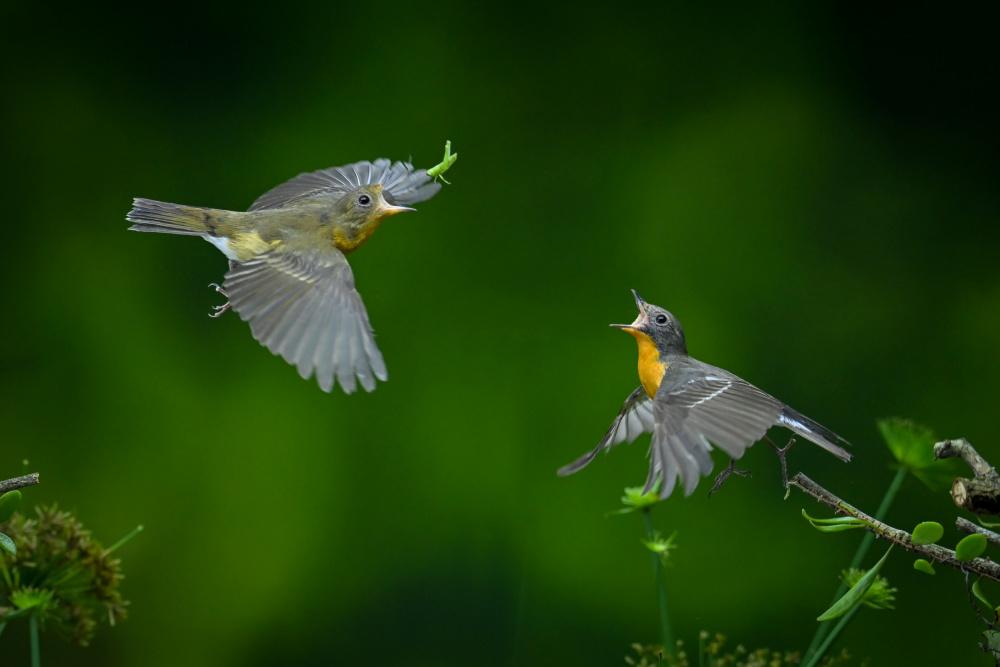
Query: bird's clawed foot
208 283 231 318
709 458 751 497
764 435 796 490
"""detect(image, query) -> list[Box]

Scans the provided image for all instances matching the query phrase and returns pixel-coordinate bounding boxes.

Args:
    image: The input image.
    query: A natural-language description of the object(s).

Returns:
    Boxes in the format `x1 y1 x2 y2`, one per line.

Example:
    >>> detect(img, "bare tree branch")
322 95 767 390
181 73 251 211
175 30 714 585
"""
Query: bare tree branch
0 473 40 495
788 472 1000 583
935 439 1000 515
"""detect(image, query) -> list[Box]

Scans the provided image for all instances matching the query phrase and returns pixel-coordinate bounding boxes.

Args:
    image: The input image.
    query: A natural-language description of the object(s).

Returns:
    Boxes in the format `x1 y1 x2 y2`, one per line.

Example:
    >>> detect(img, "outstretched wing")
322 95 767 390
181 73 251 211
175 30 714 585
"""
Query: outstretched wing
249 158 441 211
222 245 387 393
645 376 783 498
558 386 655 476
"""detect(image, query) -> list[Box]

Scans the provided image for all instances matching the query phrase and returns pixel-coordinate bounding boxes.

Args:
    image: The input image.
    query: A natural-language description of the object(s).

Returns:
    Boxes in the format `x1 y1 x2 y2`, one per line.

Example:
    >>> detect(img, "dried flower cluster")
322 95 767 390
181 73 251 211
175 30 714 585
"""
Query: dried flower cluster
0 505 128 645
626 634 857 667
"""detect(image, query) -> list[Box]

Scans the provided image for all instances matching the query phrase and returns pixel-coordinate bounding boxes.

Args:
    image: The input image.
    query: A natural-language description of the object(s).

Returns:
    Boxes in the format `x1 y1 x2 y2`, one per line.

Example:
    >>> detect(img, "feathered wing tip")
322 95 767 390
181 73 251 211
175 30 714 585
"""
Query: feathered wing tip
643 424 716 499
249 158 442 211
126 198 211 235
557 386 654 477
556 442 604 476
644 434 679 499
778 406 852 461
221 248 388 394
378 160 442 206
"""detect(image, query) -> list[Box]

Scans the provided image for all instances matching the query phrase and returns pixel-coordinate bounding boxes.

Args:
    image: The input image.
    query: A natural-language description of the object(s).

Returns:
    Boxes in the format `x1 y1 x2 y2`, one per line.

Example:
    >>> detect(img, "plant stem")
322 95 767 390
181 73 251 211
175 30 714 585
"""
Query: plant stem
803 603 860 667
643 508 674 660
29 615 40 667
107 524 144 553
802 467 907 663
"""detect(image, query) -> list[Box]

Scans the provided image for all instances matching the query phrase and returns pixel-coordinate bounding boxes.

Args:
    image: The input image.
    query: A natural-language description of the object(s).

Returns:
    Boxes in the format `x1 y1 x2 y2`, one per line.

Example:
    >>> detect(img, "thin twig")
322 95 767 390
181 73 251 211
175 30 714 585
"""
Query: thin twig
0 473 40 494
788 472 1000 583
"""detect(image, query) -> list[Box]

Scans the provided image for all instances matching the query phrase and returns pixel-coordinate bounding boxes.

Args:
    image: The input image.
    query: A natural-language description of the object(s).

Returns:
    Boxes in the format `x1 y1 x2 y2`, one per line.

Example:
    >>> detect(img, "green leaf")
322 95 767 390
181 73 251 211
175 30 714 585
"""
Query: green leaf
0 490 21 523
878 418 935 467
913 559 935 575
0 532 15 555
817 546 893 621
801 509 873 532
973 580 993 608
877 418 962 491
911 521 944 546
956 534 988 562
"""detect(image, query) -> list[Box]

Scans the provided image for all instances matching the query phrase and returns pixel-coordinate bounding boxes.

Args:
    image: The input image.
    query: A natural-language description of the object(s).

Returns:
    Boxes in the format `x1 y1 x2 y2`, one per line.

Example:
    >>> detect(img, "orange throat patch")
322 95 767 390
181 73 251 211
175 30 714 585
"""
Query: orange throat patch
627 329 667 398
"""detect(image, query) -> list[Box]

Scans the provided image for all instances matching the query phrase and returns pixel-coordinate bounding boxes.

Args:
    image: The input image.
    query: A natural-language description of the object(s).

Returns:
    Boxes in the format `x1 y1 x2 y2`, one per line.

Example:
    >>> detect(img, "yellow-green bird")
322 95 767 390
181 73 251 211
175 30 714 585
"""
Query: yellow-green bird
127 157 444 393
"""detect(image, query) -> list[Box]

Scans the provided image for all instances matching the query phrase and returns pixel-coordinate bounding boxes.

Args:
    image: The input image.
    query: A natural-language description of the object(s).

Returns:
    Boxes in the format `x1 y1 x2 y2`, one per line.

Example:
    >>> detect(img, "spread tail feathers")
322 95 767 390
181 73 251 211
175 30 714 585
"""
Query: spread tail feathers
127 198 225 235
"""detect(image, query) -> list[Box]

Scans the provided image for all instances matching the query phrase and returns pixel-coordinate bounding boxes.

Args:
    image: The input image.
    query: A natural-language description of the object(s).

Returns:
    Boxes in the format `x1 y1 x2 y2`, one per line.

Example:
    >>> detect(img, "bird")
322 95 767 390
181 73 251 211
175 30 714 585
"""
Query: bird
127 156 445 393
558 291 850 498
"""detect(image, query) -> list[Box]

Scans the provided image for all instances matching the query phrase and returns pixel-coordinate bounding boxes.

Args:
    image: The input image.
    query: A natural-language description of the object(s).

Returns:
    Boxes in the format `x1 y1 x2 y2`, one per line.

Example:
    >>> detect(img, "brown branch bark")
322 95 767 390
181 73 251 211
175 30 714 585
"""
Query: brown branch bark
789 472 1000 583
0 473 39 495
935 439 1000 515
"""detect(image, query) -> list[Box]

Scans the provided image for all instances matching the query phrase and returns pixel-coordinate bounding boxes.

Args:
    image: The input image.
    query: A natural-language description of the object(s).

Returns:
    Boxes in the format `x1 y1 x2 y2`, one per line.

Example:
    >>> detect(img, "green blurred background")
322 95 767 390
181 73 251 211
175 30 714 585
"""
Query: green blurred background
2 2 998 664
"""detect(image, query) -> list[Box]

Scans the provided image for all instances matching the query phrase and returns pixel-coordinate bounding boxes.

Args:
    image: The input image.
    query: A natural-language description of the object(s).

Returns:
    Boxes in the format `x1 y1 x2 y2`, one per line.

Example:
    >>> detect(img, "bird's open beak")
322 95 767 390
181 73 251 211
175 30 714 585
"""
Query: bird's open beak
379 202 416 216
611 289 649 331
374 184 416 216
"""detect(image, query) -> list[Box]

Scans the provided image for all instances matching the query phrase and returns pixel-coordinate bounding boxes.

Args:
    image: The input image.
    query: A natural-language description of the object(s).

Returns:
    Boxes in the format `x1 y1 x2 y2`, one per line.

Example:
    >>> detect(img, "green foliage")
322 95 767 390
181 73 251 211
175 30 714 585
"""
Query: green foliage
0 492 20 523
817 547 893 621
0 491 22 556
640 531 678 567
955 534 987 562
611 485 662 515
0 506 130 646
913 559 935 575
841 568 896 611
626 634 856 666
877 419 959 491
983 629 1000 654
0 534 14 557
801 509 873 532
971 580 993 609
910 521 943 546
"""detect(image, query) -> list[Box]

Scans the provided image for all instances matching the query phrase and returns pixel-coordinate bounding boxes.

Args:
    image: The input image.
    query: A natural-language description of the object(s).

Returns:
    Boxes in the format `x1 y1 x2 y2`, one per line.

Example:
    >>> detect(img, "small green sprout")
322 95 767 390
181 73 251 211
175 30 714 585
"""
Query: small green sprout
641 531 679 567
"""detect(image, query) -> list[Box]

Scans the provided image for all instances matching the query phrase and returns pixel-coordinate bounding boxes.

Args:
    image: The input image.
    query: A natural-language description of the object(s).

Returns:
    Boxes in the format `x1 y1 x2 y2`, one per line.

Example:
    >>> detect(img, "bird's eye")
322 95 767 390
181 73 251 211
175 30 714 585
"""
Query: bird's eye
358 195 372 206
655 314 668 325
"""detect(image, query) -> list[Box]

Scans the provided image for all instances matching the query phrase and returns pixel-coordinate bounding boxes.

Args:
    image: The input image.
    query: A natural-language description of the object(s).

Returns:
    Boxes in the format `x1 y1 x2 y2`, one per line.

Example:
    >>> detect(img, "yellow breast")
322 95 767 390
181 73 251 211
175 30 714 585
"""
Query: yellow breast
332 216 386 254
628 329 668 398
